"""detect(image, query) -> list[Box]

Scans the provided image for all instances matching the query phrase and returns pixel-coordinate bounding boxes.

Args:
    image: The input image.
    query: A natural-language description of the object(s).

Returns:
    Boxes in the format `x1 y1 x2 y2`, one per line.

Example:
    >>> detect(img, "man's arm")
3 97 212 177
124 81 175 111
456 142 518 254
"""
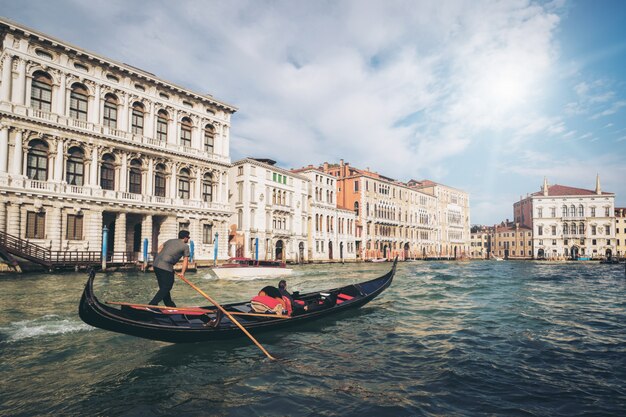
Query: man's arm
157 244 164 253
180 256 189 277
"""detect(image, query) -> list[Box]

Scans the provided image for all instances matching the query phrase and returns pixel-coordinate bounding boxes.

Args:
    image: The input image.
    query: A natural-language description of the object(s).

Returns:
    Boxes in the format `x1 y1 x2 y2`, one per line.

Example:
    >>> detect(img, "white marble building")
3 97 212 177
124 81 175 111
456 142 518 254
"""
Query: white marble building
228 158 309 262
514 177 616 259
0 18 235 262
292 167 357 262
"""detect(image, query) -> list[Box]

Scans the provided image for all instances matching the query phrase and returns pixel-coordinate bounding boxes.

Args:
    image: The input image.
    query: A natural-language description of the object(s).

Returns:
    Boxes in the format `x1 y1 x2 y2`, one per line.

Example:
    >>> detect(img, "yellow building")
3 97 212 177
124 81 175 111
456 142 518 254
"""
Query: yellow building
491 222 533 260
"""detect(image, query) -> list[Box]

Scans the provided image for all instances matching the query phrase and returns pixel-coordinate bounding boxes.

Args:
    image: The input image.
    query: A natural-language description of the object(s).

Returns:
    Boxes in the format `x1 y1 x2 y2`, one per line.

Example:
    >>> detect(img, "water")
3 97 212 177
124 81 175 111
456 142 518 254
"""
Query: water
1 261 625 416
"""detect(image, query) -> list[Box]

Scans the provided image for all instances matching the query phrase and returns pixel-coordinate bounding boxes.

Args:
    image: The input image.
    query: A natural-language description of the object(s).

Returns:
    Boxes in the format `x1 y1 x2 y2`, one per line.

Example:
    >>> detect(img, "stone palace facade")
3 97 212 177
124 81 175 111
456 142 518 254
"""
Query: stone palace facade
0 17 236 262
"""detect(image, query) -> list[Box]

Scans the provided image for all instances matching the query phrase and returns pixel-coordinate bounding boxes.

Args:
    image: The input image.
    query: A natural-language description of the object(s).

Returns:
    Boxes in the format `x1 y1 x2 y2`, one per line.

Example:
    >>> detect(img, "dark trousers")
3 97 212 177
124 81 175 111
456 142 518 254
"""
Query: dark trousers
149 267 176 307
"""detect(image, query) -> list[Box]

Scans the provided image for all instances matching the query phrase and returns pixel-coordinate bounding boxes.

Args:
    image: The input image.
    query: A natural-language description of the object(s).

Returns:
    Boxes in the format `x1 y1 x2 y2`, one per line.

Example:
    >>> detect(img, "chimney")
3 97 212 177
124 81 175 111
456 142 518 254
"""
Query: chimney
323 162 329 172
340 159 344 166
595 174 601 195
543 177 549 196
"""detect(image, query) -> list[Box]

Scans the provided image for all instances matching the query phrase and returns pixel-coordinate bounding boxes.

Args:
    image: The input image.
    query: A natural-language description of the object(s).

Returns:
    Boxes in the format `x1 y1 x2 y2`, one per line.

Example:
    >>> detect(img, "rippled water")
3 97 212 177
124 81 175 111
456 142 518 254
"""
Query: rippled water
1 261 625 416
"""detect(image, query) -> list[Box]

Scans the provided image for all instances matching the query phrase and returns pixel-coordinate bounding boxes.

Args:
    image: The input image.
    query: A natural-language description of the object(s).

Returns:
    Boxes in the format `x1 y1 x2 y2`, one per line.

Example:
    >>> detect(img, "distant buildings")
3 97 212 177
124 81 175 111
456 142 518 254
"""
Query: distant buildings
514 176 616 259
470 225 491 259
492 222 533 260
615 208 626 258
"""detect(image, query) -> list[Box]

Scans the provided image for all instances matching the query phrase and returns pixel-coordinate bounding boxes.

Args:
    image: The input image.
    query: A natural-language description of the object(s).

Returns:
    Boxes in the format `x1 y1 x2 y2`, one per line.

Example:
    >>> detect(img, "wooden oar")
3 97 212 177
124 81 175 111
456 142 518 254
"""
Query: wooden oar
105 301 291 319
176 273 278 360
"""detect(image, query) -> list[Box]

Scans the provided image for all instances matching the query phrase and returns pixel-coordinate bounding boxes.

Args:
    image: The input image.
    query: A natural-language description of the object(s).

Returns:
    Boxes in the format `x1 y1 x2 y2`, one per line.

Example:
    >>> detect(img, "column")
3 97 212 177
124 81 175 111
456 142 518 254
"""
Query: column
0 125 8 173
217 171 224 204
10 129 23 176
114 212 126 252
48 207 62 251
167 109 177 144
6 203 20 237
54 138 64 182
91 84 101 124
0 55 12 102
145 102 154 138
146 158 154 196
0 201 7 232
170 163 178 198
85 209 103 252
119 153 128 193
141 214 152 261
195 168 202 200
12 58 26 106
222 125 230 158
89 145 99 187
120 94 129 131
57 73 66 116
214 123 223 156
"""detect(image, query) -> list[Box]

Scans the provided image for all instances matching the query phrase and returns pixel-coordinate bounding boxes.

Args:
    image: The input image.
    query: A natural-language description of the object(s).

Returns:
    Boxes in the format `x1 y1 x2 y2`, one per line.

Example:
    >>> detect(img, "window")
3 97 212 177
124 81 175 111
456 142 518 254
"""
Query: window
578 205 584 217
605 207 610 217
203 224 213 244
354 181 359 192
202 172 213 202
178 169 190 199
538 208 543 218
26 140 49 181
591 225 596 235
100 154 115 190
66 214 83 240
563 223 569 235
66 147 84 186
180 117 192 147
154 164 166 197
551 207 556 218
30 71 52 112
103 94 118 128
129 159 142 194
551 225 556 236
591 207 596 217
131 102 144 135
69 83 88 121
605 225 610 235
26 211 46 239
562 205 567 217
538 226 543 236
156 110 168 142
204 125 214 153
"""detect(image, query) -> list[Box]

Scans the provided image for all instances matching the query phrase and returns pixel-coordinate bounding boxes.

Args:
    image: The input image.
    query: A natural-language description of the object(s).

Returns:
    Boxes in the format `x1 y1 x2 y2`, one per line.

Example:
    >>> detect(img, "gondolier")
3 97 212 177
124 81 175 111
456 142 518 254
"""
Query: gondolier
149 230 191 307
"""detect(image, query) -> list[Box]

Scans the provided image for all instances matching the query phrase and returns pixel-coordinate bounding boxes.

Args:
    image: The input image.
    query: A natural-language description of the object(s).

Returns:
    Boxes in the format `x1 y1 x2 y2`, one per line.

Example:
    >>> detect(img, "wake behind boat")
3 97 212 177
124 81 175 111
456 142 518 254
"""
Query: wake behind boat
78 259 397 343
211 257 293 279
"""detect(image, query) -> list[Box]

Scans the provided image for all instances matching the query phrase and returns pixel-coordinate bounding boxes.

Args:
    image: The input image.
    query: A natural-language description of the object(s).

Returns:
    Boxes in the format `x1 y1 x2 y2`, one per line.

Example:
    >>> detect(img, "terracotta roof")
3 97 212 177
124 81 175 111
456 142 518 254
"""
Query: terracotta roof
532 184 613 197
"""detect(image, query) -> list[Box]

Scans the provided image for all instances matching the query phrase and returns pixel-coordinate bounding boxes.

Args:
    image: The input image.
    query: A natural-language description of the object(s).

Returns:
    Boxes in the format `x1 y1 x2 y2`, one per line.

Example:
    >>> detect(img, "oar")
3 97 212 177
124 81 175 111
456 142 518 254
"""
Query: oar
176 273 277 361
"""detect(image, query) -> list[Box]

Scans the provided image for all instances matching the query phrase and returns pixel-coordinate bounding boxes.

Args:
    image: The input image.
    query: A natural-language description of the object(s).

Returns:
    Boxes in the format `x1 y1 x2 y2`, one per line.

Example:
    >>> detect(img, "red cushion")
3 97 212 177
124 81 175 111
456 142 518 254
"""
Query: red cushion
336 293 354 304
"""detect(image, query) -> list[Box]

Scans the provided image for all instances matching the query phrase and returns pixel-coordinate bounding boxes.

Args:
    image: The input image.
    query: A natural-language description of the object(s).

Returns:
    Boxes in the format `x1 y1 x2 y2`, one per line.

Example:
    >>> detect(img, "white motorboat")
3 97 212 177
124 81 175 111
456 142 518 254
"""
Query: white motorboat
211 258 293 279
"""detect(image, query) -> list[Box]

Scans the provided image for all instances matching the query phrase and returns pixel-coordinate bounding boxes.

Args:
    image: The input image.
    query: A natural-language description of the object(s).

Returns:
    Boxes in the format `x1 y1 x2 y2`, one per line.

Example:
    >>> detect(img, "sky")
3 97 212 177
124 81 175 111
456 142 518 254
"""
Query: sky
1 0 625 224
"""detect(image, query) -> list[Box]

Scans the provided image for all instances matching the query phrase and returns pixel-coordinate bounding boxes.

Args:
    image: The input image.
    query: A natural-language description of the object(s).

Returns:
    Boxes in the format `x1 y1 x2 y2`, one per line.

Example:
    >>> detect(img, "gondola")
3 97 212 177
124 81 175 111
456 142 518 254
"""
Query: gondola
79 259 397 343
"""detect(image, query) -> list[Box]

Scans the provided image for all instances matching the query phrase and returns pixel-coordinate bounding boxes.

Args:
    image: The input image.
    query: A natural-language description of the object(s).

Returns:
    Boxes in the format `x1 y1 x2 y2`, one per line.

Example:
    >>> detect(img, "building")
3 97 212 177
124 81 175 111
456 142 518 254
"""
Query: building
470 225 492 259
228 158 308 262
514 177 616 259
291 166 357 262
0 17 236 263
409 179 471 259
491 221 533 259
324 160 439 260
615 208 626 259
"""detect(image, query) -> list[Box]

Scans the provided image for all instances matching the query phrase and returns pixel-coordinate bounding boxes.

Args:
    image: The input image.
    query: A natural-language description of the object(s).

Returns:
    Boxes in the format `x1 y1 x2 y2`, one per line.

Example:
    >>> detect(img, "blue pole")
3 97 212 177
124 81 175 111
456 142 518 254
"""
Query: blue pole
213 232 219 266
255 237 259 262
143 238 148 262
101 226 108 271
189 240 195 263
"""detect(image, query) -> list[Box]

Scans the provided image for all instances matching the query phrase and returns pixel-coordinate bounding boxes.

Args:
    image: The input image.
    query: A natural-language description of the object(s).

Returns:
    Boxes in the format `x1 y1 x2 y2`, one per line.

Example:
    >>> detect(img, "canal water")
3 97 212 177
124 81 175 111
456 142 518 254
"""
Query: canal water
1 261 625 416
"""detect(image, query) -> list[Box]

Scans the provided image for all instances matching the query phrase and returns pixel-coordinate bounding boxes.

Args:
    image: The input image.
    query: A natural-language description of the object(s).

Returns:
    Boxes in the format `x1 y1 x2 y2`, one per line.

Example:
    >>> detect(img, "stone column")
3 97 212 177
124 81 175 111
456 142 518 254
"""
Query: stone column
214 123 222 156
114 212 126 252
170 163 178 198
89 145 99 186
119 153 128 193
0 125 8 173
0 55 12 102
85 209 103 252
6 203 20 237
57 73 67 116
0 201 7 232
222 125 230 158
145 101 154 138
10 129 23 176
146 158 154 196
167 109 177 144
217 171 224 204
48 206 62 251
13 58 27 106
195 168 202 200
54 138 64 182
120 94 129 131
91 84 101 124
141 214 152 261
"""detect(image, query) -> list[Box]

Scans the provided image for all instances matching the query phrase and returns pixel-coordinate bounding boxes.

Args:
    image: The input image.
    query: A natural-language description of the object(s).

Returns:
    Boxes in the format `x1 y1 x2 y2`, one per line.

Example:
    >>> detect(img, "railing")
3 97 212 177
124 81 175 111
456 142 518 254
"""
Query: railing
0 230 52 266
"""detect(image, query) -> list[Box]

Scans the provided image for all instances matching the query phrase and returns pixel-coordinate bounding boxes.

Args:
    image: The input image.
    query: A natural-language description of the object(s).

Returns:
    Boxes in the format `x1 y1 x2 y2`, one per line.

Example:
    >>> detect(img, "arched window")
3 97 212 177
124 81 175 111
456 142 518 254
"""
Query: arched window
100 153 115 190
156 110 168 142
30 71 53 112
204 124 214 153
354 201 359 216
202 172 213 202
66 146 84 185
562 205 568 217
579 222 584 235
131 102 144 135
26 139 49 181
103 94 118 128
154 163 166 197
578 205 584 217
178 168 190 199
180 117 192 148
69 83 88 121
128 159 142 194
563 223 569 235
571 223 576 235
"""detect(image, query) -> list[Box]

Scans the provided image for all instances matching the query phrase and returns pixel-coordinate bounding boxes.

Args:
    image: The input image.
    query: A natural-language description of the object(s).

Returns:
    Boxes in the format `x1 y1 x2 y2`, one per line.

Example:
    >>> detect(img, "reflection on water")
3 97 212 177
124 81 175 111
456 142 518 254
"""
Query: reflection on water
1 261 625 416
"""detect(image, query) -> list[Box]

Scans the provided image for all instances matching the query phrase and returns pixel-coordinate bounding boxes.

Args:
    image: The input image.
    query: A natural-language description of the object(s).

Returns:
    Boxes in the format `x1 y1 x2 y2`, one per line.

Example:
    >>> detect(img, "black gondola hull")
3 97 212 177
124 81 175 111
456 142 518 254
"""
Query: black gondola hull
79 260 396 343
